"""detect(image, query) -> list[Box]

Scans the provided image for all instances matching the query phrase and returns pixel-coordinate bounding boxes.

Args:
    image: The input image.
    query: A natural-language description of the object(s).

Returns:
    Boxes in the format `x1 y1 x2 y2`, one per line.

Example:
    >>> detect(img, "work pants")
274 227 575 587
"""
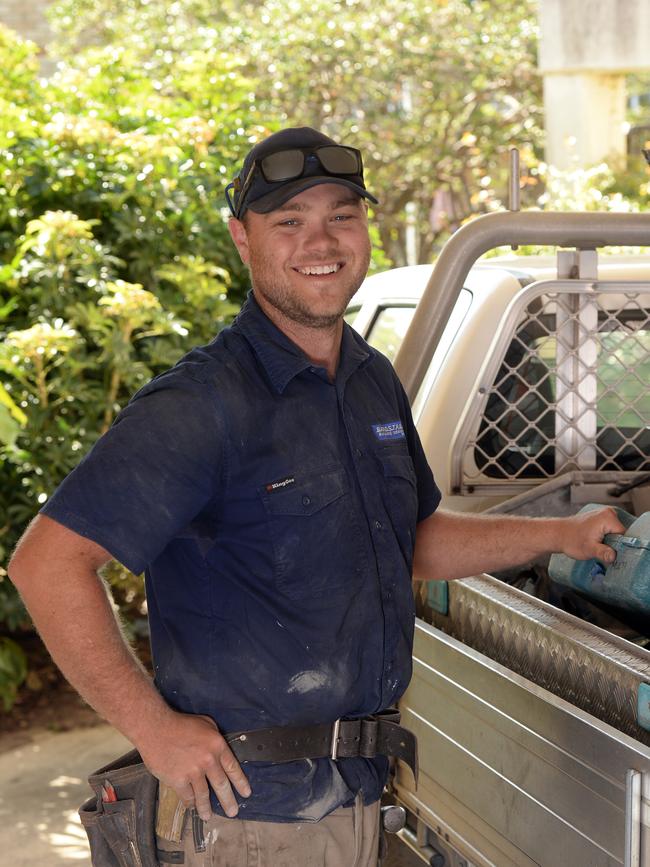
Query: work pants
156 792 381 867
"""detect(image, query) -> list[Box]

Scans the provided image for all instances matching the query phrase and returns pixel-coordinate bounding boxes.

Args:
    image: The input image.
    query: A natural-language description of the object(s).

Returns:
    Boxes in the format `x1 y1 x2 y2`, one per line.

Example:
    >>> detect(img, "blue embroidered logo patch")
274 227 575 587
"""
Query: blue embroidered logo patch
372 421 405 441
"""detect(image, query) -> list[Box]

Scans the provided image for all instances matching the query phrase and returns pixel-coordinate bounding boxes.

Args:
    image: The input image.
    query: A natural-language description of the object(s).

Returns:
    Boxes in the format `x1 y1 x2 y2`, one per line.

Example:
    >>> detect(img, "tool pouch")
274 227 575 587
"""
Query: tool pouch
79 748 160 867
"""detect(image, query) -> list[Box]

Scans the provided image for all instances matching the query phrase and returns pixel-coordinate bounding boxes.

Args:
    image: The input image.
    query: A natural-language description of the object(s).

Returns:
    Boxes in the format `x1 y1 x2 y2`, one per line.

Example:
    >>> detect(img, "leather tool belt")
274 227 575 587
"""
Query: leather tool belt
79 749 160 867
225 707 418 784
79 709 418 864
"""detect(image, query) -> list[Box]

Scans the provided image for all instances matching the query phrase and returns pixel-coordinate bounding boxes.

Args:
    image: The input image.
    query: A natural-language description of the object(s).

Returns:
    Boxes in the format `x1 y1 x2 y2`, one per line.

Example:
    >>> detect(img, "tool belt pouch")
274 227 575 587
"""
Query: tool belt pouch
79 748 159 867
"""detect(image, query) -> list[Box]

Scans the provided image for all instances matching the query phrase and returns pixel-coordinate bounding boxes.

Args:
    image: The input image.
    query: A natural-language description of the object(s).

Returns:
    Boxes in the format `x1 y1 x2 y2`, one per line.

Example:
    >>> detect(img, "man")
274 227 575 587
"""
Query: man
8 127 624 867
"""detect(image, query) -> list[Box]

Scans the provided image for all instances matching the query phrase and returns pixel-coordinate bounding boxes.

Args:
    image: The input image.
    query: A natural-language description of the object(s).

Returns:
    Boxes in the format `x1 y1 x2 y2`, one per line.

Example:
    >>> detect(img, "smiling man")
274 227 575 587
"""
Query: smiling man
227 129 374 365
8 127 624 867
231 187 369 331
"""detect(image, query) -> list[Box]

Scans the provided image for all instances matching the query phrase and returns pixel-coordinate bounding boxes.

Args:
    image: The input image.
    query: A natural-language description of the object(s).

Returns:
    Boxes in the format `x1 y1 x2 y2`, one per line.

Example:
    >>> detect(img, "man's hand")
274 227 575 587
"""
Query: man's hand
556 506 626 565
413 507 629 582
137 711 251 820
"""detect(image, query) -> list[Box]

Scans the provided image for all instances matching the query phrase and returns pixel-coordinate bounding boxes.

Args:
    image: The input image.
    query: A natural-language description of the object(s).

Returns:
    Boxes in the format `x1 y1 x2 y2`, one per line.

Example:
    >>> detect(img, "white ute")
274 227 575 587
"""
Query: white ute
350 212 650 867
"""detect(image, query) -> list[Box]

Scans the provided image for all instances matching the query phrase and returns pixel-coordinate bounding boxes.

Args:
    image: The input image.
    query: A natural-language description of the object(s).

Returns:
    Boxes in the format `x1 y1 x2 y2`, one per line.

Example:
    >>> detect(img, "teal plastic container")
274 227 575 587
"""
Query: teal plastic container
548 504 650 614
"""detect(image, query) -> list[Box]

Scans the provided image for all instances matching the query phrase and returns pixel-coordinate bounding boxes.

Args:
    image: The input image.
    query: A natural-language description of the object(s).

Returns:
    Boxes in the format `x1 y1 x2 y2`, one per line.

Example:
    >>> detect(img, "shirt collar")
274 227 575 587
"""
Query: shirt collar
233 291 371 394
338 317 372 383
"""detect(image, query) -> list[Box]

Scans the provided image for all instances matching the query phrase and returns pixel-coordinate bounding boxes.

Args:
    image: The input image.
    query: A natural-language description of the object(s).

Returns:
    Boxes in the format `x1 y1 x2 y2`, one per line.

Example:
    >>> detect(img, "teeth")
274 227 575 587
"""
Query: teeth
296 264 341 275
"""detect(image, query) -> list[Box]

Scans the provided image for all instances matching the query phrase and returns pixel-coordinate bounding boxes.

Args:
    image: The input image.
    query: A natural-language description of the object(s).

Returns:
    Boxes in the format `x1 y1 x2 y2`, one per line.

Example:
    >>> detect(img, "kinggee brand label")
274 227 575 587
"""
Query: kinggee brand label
265 476 296 493
372 421 405 441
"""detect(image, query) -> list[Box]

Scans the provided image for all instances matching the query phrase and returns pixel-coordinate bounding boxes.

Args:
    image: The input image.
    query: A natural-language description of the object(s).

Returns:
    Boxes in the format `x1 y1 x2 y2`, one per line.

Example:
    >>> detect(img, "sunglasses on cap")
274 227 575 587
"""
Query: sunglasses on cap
225 145 364 219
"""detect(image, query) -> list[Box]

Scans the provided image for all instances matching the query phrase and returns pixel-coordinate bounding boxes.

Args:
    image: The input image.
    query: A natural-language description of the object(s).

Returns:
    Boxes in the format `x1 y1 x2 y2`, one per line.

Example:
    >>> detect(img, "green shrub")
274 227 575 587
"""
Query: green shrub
0 636 27 710
0 28 258 687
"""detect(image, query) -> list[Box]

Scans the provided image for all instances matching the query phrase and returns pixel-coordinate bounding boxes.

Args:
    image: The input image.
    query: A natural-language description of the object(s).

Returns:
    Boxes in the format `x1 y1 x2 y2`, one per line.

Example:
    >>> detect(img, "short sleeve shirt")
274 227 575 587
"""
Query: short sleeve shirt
42 292 440 822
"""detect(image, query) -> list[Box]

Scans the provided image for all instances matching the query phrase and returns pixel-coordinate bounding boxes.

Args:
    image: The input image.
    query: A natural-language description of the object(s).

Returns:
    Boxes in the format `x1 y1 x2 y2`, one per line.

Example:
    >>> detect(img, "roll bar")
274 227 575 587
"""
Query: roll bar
393 210 650 402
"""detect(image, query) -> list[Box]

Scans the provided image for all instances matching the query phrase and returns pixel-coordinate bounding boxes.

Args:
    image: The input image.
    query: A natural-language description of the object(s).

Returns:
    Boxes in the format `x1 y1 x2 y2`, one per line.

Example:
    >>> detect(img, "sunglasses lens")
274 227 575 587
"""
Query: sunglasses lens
260 146 361 183
316 146 361 175
261 150 306 182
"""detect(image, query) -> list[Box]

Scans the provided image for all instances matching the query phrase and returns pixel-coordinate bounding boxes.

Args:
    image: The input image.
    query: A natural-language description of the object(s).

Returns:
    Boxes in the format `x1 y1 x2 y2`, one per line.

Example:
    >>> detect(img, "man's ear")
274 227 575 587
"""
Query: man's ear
228 217 250 265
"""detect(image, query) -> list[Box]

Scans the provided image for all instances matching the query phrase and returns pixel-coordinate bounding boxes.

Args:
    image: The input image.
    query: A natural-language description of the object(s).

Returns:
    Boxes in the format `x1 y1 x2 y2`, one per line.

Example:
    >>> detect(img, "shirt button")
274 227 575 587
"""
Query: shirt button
374 520 382 530
355 448 363 458
302 495 311 506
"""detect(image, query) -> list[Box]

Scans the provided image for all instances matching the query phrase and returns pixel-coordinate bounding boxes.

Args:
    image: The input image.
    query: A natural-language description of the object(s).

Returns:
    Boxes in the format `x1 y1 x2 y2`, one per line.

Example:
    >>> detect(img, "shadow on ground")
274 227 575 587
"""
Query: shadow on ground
0 725 129 866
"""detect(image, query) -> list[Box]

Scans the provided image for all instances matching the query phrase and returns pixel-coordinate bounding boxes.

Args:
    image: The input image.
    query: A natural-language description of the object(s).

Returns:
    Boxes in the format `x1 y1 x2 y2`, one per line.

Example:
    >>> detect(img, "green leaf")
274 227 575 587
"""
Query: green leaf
0 637 28 711
0 296 19 320
0 403 20 447
0 383 28 426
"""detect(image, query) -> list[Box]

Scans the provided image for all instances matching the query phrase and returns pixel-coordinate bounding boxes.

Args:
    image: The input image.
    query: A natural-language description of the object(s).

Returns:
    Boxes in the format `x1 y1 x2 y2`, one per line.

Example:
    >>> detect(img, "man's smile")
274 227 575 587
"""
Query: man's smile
293 263 343 276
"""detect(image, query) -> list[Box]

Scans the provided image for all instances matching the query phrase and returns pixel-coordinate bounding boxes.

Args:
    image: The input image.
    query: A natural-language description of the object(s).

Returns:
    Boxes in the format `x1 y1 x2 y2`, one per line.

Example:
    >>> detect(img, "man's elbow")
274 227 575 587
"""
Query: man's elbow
7 531 39 594
7 514 110 594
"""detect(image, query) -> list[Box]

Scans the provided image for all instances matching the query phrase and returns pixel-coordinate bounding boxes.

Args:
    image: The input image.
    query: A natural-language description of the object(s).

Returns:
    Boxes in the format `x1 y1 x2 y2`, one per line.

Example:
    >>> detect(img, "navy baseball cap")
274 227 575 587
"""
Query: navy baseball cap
225 127 378 219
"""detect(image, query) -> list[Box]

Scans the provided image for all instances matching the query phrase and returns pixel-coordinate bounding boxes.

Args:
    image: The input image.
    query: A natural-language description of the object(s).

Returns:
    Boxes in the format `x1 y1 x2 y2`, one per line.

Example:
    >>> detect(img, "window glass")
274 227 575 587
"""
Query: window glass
525 328 650 430
366 305 416 362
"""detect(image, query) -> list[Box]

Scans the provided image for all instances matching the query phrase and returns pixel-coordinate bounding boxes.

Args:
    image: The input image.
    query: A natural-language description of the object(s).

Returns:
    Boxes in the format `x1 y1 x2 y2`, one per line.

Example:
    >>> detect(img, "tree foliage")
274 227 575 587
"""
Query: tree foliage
0 24 252 707
1 1 648 711
50 0 543 264
238 0 543 263
0 0 545 711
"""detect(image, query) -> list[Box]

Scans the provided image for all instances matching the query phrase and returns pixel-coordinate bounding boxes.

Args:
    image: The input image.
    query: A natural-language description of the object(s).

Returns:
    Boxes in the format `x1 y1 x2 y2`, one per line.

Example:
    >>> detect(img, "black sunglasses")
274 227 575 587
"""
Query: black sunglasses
226 145 363 218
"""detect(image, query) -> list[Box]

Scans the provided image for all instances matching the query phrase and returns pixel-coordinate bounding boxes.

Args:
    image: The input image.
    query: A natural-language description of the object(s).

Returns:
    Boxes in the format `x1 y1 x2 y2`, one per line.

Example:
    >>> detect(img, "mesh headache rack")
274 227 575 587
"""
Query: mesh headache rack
453 275 650 493
393 211 650 497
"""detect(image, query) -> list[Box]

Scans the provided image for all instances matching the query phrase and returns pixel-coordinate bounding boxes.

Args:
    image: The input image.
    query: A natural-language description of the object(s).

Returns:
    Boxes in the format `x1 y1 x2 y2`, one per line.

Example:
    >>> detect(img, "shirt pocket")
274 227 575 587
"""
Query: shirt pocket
376 449 419 566
260 466 362 602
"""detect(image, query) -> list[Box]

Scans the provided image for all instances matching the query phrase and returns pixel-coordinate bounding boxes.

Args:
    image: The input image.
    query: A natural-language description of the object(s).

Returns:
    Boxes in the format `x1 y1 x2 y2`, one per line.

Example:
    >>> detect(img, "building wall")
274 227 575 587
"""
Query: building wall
540 0 650 74
539 0 650 168
0 0 54 57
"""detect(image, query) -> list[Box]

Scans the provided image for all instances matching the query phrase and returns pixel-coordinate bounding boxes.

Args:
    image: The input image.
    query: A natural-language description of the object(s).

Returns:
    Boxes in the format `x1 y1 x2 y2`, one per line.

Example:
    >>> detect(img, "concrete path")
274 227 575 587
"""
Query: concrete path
0 725 130 866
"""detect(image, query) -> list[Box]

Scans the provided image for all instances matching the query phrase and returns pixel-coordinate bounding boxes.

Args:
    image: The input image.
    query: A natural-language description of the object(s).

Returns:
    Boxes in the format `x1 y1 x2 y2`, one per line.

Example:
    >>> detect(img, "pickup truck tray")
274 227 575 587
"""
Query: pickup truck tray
388 214 650 866
398 621 650 866
402 471 650 865
419 471 650 745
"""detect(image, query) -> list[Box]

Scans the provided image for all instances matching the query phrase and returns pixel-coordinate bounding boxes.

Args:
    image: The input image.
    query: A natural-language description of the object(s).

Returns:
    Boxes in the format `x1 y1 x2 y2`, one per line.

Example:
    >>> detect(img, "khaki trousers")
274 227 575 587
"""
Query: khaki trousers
156 792 381 867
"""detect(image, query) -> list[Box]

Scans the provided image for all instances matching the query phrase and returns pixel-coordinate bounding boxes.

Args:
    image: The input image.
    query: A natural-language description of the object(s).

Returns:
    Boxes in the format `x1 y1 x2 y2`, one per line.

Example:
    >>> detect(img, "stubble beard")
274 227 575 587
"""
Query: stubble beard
248 248 371 331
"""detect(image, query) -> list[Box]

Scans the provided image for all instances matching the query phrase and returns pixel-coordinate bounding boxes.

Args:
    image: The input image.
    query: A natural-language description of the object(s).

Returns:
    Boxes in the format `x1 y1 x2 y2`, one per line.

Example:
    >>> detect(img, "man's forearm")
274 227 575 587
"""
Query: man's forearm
11 560 251 818
413 507 624 582
8 515 251 818
10 558 172 745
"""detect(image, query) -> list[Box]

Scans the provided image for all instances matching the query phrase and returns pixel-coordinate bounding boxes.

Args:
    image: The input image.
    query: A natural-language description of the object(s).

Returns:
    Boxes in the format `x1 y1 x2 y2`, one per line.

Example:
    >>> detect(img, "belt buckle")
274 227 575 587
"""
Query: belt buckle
330 719 341 761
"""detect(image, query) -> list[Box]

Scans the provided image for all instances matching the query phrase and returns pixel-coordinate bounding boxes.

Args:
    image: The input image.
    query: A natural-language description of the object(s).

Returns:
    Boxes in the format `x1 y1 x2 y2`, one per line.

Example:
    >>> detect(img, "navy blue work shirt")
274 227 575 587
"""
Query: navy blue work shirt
42 292 440 823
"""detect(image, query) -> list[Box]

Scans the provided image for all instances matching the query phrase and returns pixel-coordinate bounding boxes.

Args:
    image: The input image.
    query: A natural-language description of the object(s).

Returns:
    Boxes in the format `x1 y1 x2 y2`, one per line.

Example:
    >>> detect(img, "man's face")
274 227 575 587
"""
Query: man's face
229 183 371 330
